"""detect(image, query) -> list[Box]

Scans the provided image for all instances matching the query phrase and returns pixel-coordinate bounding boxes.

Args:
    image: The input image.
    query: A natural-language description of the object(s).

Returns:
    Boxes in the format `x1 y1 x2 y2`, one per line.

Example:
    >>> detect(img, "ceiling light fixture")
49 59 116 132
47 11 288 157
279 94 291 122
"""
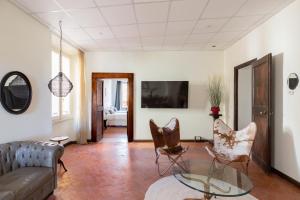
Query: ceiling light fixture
48 20 73 97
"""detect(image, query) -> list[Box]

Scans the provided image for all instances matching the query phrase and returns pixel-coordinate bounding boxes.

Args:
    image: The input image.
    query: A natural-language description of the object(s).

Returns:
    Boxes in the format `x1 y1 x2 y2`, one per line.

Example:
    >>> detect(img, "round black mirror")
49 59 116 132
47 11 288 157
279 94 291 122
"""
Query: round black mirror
0 71 32 114
287 73 299 90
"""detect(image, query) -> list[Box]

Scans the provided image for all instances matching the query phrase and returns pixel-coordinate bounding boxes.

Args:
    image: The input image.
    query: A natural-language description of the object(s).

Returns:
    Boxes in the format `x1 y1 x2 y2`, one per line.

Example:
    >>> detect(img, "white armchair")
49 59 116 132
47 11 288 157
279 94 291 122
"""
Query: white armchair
205 119 257 174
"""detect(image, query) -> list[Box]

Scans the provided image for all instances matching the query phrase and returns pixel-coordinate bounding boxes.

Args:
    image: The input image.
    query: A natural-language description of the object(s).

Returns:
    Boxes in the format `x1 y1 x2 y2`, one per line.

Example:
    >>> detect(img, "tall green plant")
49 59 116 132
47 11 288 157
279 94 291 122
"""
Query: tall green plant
208 76 223 107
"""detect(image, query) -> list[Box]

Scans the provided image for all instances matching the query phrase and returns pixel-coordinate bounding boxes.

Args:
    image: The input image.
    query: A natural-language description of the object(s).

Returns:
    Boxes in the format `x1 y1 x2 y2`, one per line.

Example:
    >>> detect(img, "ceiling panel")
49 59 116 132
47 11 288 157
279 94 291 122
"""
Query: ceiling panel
134 0 169 3
193 19 228 34
162 45 182 51
64 28 91 40
84 27 114 39
165 21 196 36
56 0 96 9
139 23 166 37
111 24 140 38
135 2 169 23
76 39 100 51
100 5 136 25
202 0 247 19
119 37 142 50
35 11 80 29
164 35 188 46
237 0 292 16
205 42 229 50
169 0 208 21
119 37 141 45
15 0 61 13
95 0 132 6
212 31 243 42
96 38 121 50
222 16 263 32
12 0 296 51
68 8 107 27
183 43 206 50
142 37 164 46
186 33 214 43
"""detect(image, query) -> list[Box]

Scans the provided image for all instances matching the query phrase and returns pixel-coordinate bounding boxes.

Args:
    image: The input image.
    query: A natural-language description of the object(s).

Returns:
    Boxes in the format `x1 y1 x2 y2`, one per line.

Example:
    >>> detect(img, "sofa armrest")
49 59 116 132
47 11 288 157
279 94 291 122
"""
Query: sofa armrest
15 141 64 169
15 141 64 188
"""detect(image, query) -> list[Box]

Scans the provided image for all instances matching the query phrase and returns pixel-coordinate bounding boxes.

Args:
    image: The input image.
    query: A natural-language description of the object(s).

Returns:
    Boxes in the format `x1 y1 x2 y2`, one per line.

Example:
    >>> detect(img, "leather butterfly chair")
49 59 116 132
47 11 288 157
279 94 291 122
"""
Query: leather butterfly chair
149 118 188 176
205 119 257 175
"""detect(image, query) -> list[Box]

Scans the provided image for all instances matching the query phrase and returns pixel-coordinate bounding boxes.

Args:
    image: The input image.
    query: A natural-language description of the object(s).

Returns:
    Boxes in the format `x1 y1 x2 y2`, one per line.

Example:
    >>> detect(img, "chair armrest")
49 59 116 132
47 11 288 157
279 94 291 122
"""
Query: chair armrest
16 141 64 168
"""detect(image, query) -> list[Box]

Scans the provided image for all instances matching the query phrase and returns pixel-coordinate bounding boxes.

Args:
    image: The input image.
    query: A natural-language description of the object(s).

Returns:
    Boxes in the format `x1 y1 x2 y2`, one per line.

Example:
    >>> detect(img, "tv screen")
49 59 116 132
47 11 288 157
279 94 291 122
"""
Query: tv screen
141 81 189 108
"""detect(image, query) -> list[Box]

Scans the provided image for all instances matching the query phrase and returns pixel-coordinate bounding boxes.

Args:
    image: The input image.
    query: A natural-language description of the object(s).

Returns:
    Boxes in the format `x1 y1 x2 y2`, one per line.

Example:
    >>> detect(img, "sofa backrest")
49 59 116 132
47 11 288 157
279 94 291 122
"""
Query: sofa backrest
0 141 34 176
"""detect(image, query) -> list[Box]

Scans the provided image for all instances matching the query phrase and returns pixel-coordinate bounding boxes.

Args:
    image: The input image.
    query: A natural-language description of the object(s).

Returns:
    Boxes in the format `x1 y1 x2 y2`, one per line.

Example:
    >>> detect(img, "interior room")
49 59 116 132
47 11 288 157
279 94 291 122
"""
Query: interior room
103 78 128 142
0 0 300 200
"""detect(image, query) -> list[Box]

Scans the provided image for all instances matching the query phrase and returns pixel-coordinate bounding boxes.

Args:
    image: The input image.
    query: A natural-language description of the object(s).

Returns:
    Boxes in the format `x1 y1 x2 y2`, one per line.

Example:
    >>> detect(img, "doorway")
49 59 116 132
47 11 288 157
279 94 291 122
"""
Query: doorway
91 73 134 142
234 54 273 172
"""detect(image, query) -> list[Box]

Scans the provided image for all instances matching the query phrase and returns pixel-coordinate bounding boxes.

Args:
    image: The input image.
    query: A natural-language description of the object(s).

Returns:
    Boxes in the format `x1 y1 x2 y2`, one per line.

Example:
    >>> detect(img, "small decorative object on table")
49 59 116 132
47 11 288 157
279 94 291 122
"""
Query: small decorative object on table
208 75 223 116
50 136 69 172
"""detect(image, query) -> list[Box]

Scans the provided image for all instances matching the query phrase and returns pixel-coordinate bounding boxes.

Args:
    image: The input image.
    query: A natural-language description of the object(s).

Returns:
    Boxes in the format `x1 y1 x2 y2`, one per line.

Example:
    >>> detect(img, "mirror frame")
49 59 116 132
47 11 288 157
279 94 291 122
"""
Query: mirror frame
0 71 32 114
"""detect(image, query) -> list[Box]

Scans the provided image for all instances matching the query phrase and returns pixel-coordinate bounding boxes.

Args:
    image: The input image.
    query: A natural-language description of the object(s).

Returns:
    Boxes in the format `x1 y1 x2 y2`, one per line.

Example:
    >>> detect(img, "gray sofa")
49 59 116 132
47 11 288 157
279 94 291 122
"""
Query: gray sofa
0 141 64 200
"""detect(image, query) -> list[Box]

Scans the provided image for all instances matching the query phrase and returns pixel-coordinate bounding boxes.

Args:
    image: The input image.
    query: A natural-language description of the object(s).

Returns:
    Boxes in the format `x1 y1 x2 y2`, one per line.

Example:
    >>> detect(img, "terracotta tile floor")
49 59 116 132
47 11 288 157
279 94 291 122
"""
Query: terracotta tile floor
48 127 300 200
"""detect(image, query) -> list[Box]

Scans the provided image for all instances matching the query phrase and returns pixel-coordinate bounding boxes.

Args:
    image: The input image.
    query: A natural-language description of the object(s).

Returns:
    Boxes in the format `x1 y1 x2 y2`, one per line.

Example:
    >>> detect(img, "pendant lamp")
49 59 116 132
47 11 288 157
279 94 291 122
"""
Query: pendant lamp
48 20 73 97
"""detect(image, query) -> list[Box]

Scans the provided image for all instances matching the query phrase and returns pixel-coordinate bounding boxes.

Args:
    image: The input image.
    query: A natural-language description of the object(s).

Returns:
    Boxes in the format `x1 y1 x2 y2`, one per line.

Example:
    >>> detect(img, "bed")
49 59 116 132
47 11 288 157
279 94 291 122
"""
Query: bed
106 110 127 127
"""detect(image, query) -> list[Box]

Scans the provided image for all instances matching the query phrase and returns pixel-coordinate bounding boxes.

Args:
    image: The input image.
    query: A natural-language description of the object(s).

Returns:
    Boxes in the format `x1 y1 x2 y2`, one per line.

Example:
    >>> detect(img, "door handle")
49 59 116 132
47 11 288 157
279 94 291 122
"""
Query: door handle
259 111 267 115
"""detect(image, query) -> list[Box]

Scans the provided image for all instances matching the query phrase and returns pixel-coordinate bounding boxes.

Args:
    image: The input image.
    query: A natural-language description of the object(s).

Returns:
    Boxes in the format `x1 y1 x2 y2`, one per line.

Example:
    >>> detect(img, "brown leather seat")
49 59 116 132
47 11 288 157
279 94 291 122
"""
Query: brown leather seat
149 118 188 176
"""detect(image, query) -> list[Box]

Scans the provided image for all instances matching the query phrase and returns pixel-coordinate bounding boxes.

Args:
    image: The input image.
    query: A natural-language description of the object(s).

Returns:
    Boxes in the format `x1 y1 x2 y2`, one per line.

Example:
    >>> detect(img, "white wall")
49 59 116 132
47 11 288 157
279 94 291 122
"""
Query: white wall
224 0 300 181
0 0 80 145
237 66 252 130
86 51 224 140
0 0 52 143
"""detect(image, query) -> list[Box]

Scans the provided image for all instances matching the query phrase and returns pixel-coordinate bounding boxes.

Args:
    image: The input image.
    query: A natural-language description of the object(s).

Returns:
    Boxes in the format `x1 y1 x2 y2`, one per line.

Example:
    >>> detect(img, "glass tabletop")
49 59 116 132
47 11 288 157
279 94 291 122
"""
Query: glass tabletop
172 160 253 198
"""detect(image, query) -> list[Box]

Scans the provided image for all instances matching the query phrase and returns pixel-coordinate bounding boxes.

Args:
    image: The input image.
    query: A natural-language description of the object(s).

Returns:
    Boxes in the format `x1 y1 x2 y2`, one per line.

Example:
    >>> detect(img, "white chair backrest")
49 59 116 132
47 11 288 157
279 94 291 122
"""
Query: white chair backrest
213 119 257 159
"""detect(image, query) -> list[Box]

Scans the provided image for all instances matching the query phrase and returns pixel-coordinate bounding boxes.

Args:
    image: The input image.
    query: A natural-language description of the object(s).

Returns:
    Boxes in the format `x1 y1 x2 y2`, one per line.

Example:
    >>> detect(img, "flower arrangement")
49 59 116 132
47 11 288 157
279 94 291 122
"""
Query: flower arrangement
208 75 223 115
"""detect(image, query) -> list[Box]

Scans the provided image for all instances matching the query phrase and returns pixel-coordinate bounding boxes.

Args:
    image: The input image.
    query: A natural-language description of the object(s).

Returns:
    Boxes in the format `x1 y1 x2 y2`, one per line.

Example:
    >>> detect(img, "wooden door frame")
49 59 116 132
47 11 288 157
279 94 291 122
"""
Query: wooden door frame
233 58 257 130
92 73 134 142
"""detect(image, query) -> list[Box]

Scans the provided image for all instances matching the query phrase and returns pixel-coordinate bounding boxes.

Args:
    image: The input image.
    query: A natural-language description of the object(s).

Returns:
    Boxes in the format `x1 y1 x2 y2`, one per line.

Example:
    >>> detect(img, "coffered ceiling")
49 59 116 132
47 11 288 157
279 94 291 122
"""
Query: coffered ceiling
10 0 295 51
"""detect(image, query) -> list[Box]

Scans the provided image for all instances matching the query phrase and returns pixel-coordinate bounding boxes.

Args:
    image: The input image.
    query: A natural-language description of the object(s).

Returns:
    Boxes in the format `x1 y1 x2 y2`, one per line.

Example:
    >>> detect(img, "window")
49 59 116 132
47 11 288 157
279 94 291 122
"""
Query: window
121 82 128 109
51 51 72 119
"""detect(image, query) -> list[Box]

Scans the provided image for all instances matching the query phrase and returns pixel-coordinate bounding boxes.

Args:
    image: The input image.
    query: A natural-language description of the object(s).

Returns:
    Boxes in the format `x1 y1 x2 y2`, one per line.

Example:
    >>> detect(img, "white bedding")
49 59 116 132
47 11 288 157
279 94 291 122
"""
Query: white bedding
106 111 127 126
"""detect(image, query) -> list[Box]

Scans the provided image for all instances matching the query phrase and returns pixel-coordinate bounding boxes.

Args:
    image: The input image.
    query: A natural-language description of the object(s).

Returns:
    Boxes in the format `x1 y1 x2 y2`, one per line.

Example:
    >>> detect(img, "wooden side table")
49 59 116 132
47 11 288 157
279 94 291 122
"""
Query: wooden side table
209 113 222 121
50 136 69 172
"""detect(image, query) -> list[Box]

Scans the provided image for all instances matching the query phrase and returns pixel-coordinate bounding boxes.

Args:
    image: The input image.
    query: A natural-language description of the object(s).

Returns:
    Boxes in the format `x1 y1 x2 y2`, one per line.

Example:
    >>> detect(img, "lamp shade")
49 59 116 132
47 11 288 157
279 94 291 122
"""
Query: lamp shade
48 72 73 97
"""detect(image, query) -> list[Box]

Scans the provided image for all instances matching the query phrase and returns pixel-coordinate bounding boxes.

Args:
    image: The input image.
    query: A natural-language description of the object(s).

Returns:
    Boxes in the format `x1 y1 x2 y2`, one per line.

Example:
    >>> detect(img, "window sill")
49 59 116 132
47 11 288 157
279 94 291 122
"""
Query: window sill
52 115 73 125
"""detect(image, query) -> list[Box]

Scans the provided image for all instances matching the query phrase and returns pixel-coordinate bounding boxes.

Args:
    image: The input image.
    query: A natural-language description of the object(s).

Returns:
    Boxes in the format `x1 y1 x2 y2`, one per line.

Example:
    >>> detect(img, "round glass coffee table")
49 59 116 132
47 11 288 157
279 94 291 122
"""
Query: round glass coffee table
172 160 253 200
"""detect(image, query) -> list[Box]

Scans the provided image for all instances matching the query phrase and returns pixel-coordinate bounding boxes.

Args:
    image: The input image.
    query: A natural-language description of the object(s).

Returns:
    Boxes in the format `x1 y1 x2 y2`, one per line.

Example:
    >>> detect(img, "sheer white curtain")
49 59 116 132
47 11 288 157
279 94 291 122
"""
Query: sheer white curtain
76 51 88 144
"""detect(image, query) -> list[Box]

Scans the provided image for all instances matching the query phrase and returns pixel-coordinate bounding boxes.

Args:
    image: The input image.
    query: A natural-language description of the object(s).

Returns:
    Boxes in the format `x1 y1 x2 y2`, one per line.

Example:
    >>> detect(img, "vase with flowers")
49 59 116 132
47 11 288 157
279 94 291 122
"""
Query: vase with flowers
208 75 223 115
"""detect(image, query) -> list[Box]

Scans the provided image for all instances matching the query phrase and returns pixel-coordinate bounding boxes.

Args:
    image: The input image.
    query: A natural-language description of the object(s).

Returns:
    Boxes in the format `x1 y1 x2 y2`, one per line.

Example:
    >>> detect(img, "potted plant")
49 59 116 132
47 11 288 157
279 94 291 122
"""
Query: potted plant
208 76 223 115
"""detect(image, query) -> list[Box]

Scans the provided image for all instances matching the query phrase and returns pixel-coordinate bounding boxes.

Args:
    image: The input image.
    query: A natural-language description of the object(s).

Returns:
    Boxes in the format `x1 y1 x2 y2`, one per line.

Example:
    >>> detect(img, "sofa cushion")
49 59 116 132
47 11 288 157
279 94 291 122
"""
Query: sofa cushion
0 167 53 200
0 190 14 200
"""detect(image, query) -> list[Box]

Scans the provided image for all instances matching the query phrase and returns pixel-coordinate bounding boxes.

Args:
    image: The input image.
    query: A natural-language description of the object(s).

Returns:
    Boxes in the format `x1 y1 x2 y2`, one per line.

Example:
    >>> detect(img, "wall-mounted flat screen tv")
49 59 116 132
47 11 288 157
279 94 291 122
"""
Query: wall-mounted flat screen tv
141 81 189 108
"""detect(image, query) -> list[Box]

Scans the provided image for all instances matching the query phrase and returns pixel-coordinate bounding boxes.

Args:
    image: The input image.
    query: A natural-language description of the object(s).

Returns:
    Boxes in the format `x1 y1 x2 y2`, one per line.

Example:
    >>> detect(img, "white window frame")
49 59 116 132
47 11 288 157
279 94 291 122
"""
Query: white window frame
51 50 73 123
